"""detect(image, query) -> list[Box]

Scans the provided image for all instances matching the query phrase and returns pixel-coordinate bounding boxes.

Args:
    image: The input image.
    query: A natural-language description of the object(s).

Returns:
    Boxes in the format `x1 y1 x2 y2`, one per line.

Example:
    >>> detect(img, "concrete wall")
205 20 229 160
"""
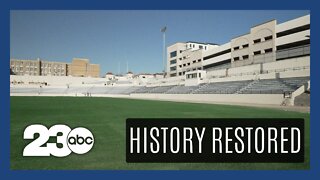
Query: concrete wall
206 69 226 78
205 56 309 82
262 56 309 72
10 75 108 86
228 64 261 76
147 76 185 87
10 92 284 106
130 93 284 105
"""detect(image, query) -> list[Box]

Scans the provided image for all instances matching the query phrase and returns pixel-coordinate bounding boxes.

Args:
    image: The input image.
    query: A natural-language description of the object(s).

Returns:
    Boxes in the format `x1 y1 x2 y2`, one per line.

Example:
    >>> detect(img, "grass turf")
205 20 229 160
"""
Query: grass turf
10 96 310 170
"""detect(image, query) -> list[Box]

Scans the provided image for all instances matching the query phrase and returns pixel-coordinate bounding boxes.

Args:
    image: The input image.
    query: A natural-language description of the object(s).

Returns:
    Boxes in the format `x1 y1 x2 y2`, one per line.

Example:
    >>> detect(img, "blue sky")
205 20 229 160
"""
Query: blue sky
10 10 309 76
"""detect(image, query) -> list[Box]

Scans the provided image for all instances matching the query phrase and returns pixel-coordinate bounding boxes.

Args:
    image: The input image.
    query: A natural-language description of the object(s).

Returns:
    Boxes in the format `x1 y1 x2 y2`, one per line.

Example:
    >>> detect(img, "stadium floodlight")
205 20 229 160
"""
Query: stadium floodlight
161 26 167 77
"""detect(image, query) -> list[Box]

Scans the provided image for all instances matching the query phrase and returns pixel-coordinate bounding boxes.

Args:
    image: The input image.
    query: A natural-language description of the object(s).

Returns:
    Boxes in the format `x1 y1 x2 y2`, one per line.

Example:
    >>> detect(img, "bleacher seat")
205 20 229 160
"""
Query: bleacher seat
193 81 252 94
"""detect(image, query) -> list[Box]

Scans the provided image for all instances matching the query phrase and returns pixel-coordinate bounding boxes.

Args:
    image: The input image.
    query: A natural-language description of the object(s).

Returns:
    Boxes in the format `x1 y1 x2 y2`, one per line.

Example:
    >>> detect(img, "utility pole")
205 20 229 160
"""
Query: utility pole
126 61 128 73
118 62 120 75
161 26 167 77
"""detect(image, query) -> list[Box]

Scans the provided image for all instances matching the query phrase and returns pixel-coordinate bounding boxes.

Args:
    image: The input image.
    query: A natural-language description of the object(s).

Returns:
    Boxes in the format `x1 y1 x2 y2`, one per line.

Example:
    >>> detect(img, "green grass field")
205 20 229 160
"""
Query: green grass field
10 96 310 170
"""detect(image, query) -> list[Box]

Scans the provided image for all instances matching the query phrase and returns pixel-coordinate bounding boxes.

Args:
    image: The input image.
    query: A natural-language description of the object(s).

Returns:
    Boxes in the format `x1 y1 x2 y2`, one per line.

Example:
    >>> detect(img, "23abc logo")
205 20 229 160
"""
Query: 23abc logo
23 124 94 157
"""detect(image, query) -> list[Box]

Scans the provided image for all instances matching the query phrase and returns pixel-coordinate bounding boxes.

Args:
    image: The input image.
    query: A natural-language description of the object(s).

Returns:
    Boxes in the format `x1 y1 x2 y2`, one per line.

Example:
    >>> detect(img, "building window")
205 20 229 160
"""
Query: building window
264 35 273 41
193 44 195 48
170 51 177 58
198 59 201 62
265 48 273 53
187 73 197 79
242 44 249 48
199 45 203 49
170 66 176 71
170 59 177 65
234 57 240 61
253 39 261 44
233 46 240 50
242 55 249 60
254 51 261 55
193 60 196 63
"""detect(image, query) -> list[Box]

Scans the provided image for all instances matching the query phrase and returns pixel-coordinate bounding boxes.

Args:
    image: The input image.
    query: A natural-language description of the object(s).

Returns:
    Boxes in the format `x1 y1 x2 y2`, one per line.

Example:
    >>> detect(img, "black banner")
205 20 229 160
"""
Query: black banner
126 118 304 163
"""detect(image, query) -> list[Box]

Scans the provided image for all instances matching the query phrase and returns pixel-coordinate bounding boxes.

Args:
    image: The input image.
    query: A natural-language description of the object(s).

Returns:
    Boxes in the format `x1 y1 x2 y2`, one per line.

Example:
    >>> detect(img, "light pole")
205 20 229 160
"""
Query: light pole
161 26 167 77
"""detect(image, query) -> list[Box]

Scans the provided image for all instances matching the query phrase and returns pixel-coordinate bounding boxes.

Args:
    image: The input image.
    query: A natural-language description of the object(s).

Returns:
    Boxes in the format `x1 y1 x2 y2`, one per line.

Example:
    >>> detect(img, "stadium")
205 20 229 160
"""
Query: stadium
10 14 310 169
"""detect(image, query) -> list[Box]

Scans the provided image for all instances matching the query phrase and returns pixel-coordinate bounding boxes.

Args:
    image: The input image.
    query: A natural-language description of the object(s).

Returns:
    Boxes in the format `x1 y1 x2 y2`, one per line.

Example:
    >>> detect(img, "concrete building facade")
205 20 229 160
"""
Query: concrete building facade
68 58 87 77
40 61 67 76
10 58 100 77
167 42 218 77
68 58 100 77
167 14 310 77
10 59 41 76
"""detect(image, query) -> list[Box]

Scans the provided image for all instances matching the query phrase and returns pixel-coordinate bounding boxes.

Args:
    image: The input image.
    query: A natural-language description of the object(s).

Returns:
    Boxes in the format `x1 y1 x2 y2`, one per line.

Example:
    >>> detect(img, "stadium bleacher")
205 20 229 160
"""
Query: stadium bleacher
10 77 310 95
281 77 310 89
148 86 175 93
193 81 252 94
132 86 155 93
166 85 200 94
238 77 309 94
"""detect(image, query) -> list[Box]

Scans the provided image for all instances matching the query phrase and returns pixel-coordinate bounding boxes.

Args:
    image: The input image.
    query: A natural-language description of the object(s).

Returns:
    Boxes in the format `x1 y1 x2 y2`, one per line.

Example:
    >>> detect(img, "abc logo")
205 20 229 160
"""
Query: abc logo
23 124 94 157
67 127 94 154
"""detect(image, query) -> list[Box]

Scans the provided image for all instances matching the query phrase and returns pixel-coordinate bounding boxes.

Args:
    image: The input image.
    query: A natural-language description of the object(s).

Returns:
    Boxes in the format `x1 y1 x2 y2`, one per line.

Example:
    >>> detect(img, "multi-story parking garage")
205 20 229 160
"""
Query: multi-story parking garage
167 14 310 77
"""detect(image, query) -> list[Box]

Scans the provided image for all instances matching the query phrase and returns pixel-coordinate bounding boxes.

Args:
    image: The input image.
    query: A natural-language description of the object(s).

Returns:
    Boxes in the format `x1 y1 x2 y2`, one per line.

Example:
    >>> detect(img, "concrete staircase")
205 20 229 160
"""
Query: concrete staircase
165 85 179 94
191 83 209 94
235 80 258 94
